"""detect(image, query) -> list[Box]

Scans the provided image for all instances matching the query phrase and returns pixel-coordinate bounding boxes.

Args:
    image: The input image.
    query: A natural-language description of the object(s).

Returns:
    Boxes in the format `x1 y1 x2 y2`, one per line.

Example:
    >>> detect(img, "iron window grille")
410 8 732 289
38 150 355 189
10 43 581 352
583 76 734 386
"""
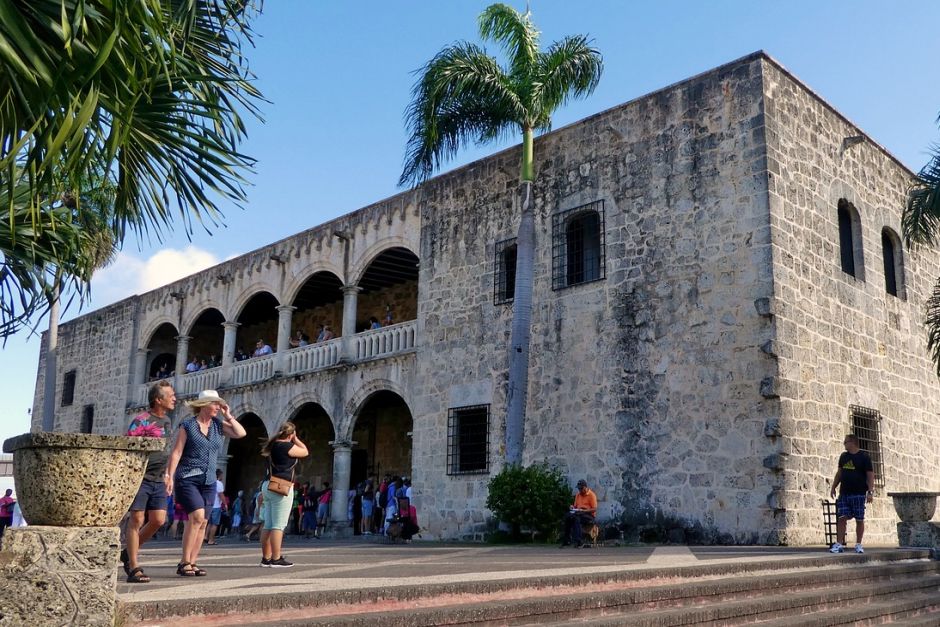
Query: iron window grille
552 200 606 290
849 405 885 489
61 370 76 406
447 404 490 475
494 238 518 304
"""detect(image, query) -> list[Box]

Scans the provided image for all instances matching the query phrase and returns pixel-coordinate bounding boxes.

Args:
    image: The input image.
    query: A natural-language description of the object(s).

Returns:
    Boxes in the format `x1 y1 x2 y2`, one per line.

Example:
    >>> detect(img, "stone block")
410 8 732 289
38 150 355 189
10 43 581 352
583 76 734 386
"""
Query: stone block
0 526 119 626
896 521 940 548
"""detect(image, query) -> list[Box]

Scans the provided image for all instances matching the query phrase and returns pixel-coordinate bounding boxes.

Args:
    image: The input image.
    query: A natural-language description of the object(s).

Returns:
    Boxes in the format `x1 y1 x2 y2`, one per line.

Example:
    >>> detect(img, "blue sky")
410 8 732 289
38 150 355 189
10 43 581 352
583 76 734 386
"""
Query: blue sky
2 0 940 445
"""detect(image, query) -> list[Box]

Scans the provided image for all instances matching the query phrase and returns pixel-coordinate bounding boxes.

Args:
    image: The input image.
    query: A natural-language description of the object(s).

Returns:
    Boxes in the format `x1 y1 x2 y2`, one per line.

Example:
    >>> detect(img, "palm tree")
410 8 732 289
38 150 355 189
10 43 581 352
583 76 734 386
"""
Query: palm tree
400 3 602 464
0 0 265 338
903 140 940 373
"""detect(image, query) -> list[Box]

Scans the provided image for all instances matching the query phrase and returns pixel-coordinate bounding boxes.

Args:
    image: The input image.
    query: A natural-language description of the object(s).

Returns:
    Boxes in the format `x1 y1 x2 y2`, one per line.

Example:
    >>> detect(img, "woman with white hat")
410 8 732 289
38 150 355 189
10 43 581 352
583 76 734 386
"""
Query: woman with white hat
165 390 246 577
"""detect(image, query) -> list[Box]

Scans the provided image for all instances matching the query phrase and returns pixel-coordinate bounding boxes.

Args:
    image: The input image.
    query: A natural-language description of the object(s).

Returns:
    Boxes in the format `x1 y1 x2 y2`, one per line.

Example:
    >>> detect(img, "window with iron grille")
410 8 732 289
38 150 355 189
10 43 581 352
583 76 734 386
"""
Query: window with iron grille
447 405 489 475
850 405 885 489
80 405 94 434
494 238 517 304
552 201 606 290
61 370 76 406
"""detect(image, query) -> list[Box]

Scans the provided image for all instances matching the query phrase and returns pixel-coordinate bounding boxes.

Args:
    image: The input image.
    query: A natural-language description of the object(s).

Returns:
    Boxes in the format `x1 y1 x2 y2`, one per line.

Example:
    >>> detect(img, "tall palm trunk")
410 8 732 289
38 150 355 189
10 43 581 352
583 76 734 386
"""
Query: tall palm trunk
505 127 536 464
41 280 60 431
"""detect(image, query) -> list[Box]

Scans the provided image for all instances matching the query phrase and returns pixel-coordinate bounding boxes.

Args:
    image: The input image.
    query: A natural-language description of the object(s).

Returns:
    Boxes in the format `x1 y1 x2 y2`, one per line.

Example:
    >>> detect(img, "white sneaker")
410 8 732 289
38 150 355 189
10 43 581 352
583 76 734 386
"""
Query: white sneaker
829 542 844 553
855 543 864 554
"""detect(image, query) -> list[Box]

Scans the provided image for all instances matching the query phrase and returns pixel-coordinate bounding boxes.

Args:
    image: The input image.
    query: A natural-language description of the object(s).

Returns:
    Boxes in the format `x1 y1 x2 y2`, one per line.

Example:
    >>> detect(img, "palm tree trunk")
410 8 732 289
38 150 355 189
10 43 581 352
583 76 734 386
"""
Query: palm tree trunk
41 281 60 431
505 178 534 465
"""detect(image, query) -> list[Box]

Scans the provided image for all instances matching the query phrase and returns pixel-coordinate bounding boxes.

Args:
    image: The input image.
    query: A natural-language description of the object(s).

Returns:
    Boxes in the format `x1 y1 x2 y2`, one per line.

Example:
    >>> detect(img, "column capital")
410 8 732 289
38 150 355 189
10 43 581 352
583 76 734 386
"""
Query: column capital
222 321 241 330
136 347 150 355
341 285 362 296
328 439 357 451
276 304 297 314
175 335 192 344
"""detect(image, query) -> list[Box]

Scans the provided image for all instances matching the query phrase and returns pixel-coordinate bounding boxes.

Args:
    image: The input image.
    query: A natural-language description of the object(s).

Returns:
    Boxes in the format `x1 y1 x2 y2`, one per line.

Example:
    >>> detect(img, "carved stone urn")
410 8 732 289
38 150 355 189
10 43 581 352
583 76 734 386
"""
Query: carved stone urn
2 432 165 526
886 492 940 523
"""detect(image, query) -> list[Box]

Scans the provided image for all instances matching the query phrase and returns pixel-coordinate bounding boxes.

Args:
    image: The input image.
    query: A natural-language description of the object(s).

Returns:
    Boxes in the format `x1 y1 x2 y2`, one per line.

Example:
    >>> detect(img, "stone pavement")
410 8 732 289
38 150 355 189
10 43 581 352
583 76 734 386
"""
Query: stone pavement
117 535 870 624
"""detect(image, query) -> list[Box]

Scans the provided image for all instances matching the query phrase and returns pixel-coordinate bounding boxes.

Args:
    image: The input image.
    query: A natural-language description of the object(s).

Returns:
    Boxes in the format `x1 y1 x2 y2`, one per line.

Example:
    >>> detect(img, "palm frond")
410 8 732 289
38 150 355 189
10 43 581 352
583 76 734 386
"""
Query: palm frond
478 3 539 80
903 147 940 248
400 42 521 187
534 35 602 123
922 275 940 376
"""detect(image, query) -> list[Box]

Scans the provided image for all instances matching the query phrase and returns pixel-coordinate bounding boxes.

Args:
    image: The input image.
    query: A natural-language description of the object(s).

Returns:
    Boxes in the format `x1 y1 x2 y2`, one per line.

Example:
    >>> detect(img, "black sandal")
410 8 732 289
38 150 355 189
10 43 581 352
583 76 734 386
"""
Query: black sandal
191 563 207 576
127 567 151 583
176 562 197 577
119 548 130 575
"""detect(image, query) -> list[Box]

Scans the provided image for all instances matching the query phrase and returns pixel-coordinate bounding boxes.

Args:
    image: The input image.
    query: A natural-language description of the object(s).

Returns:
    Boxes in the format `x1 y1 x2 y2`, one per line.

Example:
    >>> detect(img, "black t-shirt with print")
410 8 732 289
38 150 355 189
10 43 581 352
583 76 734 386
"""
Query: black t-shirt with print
837 450 873 495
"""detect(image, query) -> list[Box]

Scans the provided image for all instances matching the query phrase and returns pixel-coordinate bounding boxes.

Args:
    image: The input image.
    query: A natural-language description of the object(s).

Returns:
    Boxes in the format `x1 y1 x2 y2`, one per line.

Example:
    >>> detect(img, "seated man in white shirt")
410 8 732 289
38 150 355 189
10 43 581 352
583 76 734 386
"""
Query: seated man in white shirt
253 339 273 357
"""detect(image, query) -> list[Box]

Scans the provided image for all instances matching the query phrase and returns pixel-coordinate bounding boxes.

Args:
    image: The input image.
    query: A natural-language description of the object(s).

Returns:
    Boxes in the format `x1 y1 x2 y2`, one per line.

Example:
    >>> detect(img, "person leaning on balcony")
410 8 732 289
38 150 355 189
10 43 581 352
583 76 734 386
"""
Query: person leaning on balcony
321 326 334 341
369 316 382 330
165 389 246 577
289 330 309 348
253 339 273 357
185 356 199 373
120 380 177 584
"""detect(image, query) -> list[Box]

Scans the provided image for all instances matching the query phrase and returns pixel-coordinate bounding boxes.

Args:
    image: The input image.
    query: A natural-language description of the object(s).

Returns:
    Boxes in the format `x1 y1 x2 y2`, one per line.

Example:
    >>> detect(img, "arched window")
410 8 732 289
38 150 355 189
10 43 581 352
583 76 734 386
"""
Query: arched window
837 199 864 280
881 227 905 298
552 200 606 289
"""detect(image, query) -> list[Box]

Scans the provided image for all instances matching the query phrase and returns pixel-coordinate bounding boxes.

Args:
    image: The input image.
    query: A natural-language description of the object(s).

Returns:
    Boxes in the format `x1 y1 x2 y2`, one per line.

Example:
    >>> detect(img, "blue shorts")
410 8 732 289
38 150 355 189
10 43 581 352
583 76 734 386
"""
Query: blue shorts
361 499 374 518
175 474 215 515
836 494 867 520
130 479 169 512
209 507 222 526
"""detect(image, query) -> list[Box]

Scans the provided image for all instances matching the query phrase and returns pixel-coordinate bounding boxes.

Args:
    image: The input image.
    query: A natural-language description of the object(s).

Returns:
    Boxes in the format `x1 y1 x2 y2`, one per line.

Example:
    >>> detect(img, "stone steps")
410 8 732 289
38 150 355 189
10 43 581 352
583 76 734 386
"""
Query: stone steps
124 550 940 626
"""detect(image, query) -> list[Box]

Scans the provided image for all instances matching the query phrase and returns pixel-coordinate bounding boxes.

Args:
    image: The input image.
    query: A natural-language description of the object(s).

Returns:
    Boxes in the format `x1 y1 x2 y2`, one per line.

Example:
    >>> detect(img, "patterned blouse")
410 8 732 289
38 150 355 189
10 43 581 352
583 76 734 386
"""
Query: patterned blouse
175 416 224 485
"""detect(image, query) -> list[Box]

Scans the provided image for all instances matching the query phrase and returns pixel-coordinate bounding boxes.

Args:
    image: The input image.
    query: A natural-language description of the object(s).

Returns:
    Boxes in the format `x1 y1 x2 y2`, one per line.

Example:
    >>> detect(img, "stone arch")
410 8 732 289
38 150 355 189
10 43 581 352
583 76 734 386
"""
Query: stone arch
342 378 410 440
284 391 335 427
180 301 228 336
349 238 419 287
345 385 414 487
229 283 282 319
287 396 336 488
283 264 345 305
140 316 179 348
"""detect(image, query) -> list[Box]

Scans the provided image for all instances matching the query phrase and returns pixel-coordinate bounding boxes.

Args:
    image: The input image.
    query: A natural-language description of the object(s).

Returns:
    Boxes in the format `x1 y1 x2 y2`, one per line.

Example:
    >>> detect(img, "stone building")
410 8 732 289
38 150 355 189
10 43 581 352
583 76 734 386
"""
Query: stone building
31 52 940 545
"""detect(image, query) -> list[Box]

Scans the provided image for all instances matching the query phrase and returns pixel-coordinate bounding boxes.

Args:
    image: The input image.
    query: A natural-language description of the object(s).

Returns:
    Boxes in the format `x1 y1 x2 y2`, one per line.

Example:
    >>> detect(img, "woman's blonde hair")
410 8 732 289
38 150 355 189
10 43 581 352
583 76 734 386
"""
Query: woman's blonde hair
261 421 296 457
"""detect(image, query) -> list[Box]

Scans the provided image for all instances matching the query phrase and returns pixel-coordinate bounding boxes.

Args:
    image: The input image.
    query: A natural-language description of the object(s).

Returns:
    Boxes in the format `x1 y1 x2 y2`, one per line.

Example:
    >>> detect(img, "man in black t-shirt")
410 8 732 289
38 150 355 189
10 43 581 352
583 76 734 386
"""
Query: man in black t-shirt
829 434 874 554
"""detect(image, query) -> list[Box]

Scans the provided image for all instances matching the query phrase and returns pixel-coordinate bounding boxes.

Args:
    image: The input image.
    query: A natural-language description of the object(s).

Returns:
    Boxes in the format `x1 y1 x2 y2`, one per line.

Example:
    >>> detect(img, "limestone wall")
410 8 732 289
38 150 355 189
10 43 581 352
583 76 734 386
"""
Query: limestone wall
763 60 940 545
412 54 780 542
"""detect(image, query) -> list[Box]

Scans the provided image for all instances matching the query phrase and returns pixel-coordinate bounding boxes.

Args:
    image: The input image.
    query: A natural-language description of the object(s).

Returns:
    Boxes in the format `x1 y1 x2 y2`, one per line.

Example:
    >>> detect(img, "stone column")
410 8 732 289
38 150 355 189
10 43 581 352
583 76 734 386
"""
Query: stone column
220 321 239 386
133 348 150 385
329 440 355 536
340 286 361 362
173 335 191 394
275 305 296 374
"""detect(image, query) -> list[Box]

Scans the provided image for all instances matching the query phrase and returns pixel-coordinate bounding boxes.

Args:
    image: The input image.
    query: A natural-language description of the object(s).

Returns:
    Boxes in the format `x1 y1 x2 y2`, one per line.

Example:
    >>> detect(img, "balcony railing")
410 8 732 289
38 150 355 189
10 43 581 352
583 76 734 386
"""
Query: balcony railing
353 320 417 361
130 320 418 406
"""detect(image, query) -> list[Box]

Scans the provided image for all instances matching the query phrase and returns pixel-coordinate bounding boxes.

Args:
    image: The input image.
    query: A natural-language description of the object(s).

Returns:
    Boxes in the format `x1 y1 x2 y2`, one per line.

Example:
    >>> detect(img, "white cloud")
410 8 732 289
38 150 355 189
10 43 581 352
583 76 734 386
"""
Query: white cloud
88 245 220 309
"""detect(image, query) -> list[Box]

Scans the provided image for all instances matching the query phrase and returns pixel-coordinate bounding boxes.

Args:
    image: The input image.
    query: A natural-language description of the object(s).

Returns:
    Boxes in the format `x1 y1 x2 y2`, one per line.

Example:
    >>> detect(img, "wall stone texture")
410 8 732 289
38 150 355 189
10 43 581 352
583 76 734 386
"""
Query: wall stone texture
30 52 940 545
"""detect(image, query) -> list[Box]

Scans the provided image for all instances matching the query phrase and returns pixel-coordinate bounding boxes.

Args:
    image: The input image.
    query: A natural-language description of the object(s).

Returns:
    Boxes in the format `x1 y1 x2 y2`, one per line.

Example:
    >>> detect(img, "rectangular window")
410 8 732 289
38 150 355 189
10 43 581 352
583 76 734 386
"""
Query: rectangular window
494 238 517 304
552 200 606 290
850 405 885 489
447 405 490 475
80 405 94 434
61 370 76 406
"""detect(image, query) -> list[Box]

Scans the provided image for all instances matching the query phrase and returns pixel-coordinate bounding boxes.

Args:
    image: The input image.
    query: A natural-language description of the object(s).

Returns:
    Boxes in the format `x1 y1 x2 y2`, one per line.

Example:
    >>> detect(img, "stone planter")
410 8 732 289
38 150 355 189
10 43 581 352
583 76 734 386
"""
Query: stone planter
2 432 165 527
886 492 940 523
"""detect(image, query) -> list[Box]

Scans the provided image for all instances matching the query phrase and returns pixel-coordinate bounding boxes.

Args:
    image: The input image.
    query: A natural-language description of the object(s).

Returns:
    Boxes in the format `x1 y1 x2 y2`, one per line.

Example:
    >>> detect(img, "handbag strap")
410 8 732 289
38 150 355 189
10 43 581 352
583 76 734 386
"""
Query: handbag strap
268 448 295 483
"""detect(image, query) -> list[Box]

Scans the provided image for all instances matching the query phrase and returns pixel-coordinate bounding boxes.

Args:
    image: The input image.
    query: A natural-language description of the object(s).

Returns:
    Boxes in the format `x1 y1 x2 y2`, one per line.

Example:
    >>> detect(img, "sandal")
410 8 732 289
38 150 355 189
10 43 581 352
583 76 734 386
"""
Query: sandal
119 549 130 575
176 562 197 577
191 564 207 576
126 567 151 583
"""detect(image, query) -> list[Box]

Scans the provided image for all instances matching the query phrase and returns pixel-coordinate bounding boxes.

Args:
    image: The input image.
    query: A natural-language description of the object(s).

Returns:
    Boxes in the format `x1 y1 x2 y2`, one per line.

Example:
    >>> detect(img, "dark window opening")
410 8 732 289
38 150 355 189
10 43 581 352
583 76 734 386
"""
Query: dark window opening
553 201 606 290
837 198 863 280
882 231 897 296
447 405 489 475
61 370 76 406
850 405 885 489
80 405 94 434
494 239 517 304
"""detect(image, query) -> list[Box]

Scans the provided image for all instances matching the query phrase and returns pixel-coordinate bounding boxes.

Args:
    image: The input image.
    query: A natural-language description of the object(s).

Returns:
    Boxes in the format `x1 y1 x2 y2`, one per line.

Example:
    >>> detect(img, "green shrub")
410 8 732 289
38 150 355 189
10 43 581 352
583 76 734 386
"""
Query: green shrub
485 462 573 541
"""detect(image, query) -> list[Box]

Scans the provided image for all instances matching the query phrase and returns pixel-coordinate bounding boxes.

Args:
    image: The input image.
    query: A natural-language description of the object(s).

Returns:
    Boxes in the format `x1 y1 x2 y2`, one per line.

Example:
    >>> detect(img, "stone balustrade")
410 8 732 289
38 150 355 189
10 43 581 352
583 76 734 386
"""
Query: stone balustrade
353 320 417 361
129 321 417 407
285 337 341 374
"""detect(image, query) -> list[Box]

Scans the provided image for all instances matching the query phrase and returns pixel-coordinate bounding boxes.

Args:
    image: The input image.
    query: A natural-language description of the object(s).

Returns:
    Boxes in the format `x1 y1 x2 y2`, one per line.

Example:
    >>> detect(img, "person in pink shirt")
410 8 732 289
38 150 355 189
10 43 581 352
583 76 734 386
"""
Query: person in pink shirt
0 489 16 538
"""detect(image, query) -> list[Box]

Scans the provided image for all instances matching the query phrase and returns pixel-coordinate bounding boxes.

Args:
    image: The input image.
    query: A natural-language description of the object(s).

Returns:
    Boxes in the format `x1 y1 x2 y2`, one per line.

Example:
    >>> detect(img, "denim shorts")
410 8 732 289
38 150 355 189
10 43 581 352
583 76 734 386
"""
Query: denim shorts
261 481 293 531
175 474 215 514
130 479 169 512
209 507 222 526
836 494 867 520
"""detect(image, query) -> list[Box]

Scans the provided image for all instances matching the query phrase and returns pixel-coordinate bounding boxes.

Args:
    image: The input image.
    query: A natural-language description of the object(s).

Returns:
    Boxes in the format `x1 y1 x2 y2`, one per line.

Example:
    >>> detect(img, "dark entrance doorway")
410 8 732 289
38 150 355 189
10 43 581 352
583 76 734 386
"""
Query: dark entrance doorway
225 413 267 502
290 402 335 491
351 390 413 484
